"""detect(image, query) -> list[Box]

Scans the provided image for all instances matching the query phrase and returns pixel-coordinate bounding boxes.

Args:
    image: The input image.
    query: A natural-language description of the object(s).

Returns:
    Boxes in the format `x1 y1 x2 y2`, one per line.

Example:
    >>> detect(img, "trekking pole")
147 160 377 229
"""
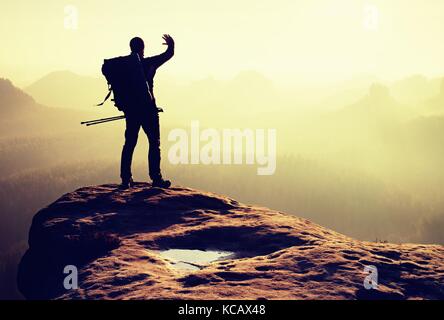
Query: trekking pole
81 115 125 124
81 115 125 126
85 117 125 126
84 116 125 126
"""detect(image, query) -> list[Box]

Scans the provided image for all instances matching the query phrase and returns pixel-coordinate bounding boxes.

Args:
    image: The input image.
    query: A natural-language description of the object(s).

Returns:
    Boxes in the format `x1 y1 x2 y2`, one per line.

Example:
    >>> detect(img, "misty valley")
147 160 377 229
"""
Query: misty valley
1 71 444 299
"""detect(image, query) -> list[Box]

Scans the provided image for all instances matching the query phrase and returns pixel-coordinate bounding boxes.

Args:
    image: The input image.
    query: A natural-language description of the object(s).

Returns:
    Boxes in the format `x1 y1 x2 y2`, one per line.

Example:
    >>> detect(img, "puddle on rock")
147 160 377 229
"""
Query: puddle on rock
159 249 235 271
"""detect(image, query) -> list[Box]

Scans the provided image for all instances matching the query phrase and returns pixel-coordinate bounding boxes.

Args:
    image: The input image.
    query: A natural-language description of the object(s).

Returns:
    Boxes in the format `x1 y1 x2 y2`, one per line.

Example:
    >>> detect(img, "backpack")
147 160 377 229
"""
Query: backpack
97 54 153 111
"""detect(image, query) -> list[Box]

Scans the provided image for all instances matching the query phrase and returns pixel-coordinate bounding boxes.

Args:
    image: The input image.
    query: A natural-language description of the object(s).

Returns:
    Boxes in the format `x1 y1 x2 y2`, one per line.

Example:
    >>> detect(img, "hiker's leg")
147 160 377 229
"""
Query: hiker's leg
141 112 162 181
121 116 141 182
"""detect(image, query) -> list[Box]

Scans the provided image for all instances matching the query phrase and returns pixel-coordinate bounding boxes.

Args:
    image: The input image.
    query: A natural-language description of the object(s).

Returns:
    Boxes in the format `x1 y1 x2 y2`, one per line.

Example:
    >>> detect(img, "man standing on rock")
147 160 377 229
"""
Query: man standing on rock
120 35 174 189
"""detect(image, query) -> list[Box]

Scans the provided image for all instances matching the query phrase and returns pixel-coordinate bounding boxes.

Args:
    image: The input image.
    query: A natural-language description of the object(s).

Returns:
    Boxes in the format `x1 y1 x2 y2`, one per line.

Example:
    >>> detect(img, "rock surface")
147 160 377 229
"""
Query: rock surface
18 183 444 300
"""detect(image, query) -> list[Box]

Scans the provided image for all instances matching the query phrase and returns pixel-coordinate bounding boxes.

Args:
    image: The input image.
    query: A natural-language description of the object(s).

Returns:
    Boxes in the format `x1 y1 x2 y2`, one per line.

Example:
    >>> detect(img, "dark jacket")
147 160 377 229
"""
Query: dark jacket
142 43 175 105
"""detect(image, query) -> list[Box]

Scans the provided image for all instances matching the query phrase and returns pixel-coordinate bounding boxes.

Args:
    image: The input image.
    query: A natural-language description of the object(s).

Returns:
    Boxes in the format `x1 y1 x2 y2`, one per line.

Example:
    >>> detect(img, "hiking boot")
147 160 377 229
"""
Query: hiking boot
119 177 135 190
152 178 171 189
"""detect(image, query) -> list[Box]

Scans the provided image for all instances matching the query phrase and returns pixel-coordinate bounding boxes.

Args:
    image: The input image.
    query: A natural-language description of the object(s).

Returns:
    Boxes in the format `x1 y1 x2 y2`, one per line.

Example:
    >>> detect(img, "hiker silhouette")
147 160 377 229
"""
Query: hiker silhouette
119 34 174 189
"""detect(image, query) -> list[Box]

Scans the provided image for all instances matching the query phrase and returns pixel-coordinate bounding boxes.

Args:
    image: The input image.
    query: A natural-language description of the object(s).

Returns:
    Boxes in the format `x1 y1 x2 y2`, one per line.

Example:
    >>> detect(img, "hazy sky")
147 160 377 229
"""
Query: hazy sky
2 0 444 85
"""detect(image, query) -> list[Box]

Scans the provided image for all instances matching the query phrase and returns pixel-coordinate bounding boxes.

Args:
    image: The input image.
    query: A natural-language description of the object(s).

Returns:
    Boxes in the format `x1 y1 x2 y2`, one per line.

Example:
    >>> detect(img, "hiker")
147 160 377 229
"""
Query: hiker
119 34 175 189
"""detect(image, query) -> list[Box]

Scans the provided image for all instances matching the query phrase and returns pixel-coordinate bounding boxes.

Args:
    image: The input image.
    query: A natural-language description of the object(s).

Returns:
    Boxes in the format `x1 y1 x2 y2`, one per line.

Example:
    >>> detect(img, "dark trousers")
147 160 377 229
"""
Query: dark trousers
120 109 162 182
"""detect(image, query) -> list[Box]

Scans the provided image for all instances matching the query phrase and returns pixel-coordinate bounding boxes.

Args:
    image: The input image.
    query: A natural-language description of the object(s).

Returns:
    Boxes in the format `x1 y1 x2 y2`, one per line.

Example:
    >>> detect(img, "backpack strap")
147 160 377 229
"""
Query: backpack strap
96 84 112 106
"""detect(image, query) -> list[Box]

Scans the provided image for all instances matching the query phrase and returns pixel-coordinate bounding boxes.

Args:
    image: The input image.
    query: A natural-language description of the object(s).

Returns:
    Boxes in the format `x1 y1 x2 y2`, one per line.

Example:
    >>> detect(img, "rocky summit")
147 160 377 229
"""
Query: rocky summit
18 183 444 300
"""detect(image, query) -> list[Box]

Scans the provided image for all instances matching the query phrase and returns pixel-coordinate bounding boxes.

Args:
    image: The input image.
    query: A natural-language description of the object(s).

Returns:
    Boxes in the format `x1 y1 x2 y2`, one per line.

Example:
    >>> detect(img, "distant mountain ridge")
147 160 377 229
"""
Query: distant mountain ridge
25 70 105 110
0 78 39 114
0 76 91 136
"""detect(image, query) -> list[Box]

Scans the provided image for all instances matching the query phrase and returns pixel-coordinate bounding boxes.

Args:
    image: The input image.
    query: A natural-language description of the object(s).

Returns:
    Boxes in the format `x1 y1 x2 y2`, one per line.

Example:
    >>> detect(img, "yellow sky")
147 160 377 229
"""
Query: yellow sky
2 0 444 86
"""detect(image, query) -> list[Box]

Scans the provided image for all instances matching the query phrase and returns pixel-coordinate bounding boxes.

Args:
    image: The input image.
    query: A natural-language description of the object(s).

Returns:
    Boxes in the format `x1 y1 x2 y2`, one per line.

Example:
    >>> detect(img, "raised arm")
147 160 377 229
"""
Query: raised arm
145 34 175 69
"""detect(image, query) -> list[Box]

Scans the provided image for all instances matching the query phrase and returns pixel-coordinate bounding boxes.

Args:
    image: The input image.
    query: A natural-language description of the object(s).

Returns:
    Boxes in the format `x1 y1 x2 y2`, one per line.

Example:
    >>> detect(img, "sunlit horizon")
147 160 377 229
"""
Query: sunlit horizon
3 0 444 86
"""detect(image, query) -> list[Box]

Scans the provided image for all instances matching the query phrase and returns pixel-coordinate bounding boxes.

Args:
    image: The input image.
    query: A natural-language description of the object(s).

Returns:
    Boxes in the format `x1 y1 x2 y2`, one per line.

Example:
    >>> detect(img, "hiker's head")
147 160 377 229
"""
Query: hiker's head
130 37 145 57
